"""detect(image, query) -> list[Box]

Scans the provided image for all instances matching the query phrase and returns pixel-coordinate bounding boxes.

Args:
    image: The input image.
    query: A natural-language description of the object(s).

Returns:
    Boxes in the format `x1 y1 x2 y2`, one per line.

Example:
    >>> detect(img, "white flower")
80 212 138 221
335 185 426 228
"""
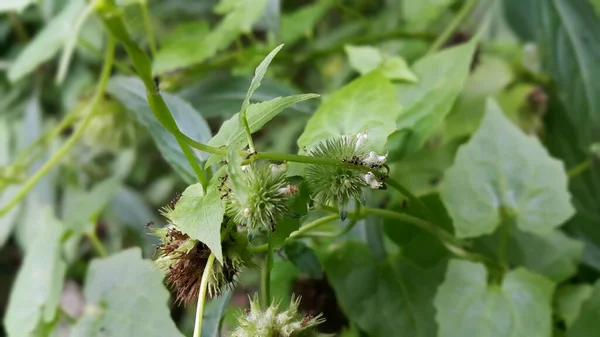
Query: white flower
270 162 287 174
243 207 251 217
363 151 388 166
278 184 297 196
363 172 382 189
355 130 369 151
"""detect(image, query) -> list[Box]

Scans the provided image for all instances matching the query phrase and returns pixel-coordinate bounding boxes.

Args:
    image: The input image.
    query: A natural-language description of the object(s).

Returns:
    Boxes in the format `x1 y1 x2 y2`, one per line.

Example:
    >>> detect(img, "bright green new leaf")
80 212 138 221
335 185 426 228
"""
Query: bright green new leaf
70 248 184 337
567 280 600 337
239 44 284 126
164 183 225 264
8 0 86 82
556 284 593 328
380 57 418 82
441 99 575 238
0 0 34 13
434 259 555 337
536 0 600 148
205 94 319 166
3 207 66 337
63 177 120 234
322 241 445 337
344 45 383 75
107 77 212 183
387 39 476 157
298 71 402 151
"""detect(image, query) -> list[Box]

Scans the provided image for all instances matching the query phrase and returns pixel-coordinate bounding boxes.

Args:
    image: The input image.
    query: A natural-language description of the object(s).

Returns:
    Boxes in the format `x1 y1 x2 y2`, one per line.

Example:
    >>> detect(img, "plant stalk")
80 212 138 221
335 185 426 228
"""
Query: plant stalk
193 253 216 337
427 0 477 54
260 239 274 307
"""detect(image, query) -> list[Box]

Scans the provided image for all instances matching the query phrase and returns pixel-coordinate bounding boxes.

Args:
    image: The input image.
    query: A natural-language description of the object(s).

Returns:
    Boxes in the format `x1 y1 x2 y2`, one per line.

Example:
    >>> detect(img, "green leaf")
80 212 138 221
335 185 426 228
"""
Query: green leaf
344 45 383 75
153 0 267 74
165 183 225 264
298 71 402 151
567 280 600 337
178 72 317 118
70 248 184 337
227 147 248 205
107 76 212 183
536 0 600 148
63 177 120 234
283 241 323 278
271 218 300 249
506 229 583 283
434 259 555 337
403 0 453 28
380 57 418 82
322 241 445 337
8 0 86 82
589 0 600 14
205 94 319 166
556 284 593 328
280 1 332 44
202 290 233 337
3 207 66 337
0 119 20 247
0 0 35 13
387 40 476 157
440 99 575 238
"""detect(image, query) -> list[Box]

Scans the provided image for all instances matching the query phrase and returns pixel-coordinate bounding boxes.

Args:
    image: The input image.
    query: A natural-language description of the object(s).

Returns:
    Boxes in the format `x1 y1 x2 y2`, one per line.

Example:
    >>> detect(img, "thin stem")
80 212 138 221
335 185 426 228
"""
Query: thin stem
252 152 340 166
498 218 509 270
568 159 592 179
386 178 431 220
87 232 108 257
193 253 216 337
0 37 116 217
241 111 256 153
139 1 157 56
427 0 477 54
289 214 340 240
260 239 273 307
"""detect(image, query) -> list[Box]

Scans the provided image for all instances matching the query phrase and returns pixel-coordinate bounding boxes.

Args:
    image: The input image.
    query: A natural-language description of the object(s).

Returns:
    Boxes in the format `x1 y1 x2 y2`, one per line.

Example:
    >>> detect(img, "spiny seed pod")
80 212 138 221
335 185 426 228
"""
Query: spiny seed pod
305 133 388 219
232 294 325 337
223 162 296 236
148 224 253 305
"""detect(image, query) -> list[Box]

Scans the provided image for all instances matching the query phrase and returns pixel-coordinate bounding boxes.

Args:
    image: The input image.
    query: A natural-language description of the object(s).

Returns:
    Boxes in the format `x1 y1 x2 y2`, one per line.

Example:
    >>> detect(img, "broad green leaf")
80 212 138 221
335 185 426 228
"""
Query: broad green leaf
165 183 225 263
589 0 600 14
283 241 323 278
434 259 555 337
507 229 583 283
322 241 445 337
387 40 476 157
153 0 267 74
280 1 332 44
202 290 233 337
107 77 212 183
380 57 418 82
344 45 383 75
178 72 317 118
536 0 600 148
227 147 248 205
0 120 20 247
556 284 593 328
8 0 85 82
63 177 120 234
205 94 319 166
567 280 600 337
3 207 66 337
441 99 574 238
298 71 402 151
271 218 300 249
269 257 299 306
0 0 34 13
71 248 184 337
55 3 93 84
403 0 453 28
153 22 210 75
239 44 284 125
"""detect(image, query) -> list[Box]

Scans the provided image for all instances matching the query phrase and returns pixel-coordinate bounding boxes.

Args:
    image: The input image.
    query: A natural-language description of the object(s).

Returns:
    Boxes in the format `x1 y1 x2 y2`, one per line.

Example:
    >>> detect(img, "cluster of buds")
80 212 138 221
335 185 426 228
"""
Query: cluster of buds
305 131 388 219
232 295 325 337
148 221 253 305
221 162 298 237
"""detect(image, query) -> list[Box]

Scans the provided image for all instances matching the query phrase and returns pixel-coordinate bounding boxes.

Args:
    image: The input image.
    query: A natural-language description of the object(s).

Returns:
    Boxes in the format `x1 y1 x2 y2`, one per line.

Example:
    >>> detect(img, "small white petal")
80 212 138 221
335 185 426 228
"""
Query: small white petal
363 151 388 166
243 208 251 217
363 172 382 189
355 130 369 150
270 162 288 174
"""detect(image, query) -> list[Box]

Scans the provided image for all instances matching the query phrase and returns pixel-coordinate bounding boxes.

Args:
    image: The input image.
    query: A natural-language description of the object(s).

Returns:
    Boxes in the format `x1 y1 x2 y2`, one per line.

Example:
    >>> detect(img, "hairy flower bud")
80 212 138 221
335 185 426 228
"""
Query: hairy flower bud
223 162 296 236
232 295 324 337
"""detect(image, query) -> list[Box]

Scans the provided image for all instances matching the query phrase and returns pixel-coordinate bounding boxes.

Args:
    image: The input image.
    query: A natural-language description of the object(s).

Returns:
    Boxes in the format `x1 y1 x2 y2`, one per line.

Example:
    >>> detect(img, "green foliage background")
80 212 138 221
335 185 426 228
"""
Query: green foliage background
0 0 599 336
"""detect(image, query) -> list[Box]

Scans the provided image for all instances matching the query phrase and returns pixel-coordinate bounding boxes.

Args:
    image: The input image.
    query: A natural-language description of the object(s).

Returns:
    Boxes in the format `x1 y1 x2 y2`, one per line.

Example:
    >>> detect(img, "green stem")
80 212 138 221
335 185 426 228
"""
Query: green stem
498 218 509 270
87 232 108 257
193 253 215 337
94 0 207 188
386 178 431 220
260 239 273 307
139 1 157 56
0 37 116 217
568 159 592 179
241 109 256 154
427 0 477 54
